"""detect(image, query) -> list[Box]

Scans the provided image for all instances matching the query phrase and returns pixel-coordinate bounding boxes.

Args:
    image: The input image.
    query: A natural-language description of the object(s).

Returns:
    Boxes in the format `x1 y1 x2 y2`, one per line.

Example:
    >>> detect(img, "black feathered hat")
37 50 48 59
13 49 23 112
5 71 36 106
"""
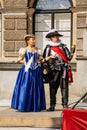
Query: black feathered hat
46 29 63 38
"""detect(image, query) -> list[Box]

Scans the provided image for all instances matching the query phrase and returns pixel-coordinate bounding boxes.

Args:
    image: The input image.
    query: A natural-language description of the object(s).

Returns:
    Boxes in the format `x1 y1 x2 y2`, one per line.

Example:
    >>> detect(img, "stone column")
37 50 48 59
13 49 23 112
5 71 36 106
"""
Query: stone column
70 7 77 45
26 8 35 34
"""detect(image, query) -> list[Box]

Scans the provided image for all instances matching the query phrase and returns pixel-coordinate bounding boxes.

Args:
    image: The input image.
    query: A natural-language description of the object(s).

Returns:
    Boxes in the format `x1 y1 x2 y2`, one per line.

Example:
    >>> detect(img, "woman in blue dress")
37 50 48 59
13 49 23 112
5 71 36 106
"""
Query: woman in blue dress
11 34 46 112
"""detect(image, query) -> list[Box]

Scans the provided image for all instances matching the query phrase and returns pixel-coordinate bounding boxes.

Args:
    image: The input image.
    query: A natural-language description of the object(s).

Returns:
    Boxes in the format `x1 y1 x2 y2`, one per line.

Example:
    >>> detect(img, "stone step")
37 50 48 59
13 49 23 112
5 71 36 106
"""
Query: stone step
0 102 87 128
0 107 62 128
0 127 61 130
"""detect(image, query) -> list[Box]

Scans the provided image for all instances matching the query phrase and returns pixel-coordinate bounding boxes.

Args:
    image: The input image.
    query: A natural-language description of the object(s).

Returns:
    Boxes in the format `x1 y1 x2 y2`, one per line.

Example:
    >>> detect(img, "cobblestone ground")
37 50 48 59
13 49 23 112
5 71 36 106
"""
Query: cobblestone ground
0 127 61 130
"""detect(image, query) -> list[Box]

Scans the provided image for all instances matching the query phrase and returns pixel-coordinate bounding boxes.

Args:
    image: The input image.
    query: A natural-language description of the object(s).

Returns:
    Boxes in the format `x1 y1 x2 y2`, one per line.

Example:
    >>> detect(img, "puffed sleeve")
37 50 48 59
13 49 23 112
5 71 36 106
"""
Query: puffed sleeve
17 47 26 62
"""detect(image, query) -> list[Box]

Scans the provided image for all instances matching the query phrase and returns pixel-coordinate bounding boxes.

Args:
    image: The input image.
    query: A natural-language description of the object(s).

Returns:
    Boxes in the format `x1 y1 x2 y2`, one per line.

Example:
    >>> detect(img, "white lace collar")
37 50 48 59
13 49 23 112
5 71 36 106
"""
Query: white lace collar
48 40 62 46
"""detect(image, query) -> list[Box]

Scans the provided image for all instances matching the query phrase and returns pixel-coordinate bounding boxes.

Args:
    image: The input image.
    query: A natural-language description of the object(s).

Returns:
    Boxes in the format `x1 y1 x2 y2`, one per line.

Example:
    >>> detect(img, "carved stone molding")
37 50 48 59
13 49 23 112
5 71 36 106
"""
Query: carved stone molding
28 0 35 8
26 8 35 34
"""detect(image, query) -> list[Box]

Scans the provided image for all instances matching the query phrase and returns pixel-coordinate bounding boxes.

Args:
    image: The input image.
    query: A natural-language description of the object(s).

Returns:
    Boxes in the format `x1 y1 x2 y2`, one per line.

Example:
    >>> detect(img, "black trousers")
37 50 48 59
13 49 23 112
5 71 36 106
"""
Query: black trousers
48 71 69 107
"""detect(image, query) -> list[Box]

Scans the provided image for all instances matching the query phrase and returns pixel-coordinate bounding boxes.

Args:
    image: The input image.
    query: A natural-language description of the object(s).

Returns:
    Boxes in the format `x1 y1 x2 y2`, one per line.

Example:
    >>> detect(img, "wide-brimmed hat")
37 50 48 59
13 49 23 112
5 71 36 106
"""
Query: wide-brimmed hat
24 34 35 40
45 29 63 38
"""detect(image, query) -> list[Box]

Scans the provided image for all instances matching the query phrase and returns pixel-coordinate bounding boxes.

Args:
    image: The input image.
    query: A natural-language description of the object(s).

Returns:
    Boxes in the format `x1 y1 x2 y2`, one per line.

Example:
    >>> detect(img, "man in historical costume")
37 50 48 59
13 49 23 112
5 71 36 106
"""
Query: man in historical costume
43 29 75 111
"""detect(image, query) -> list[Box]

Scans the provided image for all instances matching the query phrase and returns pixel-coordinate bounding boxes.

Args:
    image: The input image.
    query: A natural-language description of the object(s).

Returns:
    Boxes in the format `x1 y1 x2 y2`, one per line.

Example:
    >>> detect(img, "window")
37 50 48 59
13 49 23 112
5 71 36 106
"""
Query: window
54 13 71 49
35 0 72 9
34 0 72 51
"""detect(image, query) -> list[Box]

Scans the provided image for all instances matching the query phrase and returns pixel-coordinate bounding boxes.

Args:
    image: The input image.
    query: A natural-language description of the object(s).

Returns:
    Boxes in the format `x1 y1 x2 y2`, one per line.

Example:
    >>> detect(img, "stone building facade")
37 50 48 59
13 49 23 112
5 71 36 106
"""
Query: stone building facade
0 0 87 107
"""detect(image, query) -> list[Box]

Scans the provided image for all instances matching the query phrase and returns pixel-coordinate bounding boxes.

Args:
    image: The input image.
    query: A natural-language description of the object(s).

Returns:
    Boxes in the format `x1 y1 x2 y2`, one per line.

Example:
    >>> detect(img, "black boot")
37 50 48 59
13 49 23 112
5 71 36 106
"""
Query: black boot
47 106 55 111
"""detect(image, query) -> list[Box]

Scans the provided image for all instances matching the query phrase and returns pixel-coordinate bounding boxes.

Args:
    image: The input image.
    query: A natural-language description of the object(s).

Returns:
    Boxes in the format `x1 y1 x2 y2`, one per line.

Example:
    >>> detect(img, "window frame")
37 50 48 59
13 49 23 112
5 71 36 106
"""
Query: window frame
33 0 73 49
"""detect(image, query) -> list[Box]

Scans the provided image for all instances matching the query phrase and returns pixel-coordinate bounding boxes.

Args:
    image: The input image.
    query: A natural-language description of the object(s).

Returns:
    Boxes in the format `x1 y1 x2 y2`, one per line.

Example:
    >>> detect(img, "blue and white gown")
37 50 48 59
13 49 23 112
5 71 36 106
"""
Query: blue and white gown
11 48 46 112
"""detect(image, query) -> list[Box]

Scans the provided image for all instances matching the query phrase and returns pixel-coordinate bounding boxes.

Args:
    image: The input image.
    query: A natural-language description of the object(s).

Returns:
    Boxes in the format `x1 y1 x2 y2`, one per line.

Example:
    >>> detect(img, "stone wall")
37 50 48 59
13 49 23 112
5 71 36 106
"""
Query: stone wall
3 14 27 58
76 0 87 57
1 0 28 59
76 0 87 6
75 0 87 101
3 0 28 9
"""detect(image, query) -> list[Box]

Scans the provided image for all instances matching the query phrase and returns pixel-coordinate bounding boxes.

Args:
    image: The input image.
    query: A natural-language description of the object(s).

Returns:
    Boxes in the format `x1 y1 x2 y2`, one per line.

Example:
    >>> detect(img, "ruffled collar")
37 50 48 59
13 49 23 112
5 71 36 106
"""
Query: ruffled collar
48 40 62 46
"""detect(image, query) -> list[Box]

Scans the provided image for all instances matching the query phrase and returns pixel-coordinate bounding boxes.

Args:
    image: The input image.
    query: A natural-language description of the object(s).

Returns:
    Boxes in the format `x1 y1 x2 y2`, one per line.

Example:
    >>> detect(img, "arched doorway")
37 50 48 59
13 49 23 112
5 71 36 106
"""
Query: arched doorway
33 0 73 51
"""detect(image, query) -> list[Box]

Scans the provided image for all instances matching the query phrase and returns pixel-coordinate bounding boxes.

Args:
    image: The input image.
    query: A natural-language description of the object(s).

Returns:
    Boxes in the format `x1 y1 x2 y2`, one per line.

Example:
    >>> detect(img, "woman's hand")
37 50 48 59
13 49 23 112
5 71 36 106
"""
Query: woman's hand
18 59 26 65
24 61 26 66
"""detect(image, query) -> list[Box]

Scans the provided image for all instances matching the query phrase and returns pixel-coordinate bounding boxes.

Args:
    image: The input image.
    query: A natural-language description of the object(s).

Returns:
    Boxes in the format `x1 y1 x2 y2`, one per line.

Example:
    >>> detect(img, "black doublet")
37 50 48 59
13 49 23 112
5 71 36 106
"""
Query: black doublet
43 43 72 108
